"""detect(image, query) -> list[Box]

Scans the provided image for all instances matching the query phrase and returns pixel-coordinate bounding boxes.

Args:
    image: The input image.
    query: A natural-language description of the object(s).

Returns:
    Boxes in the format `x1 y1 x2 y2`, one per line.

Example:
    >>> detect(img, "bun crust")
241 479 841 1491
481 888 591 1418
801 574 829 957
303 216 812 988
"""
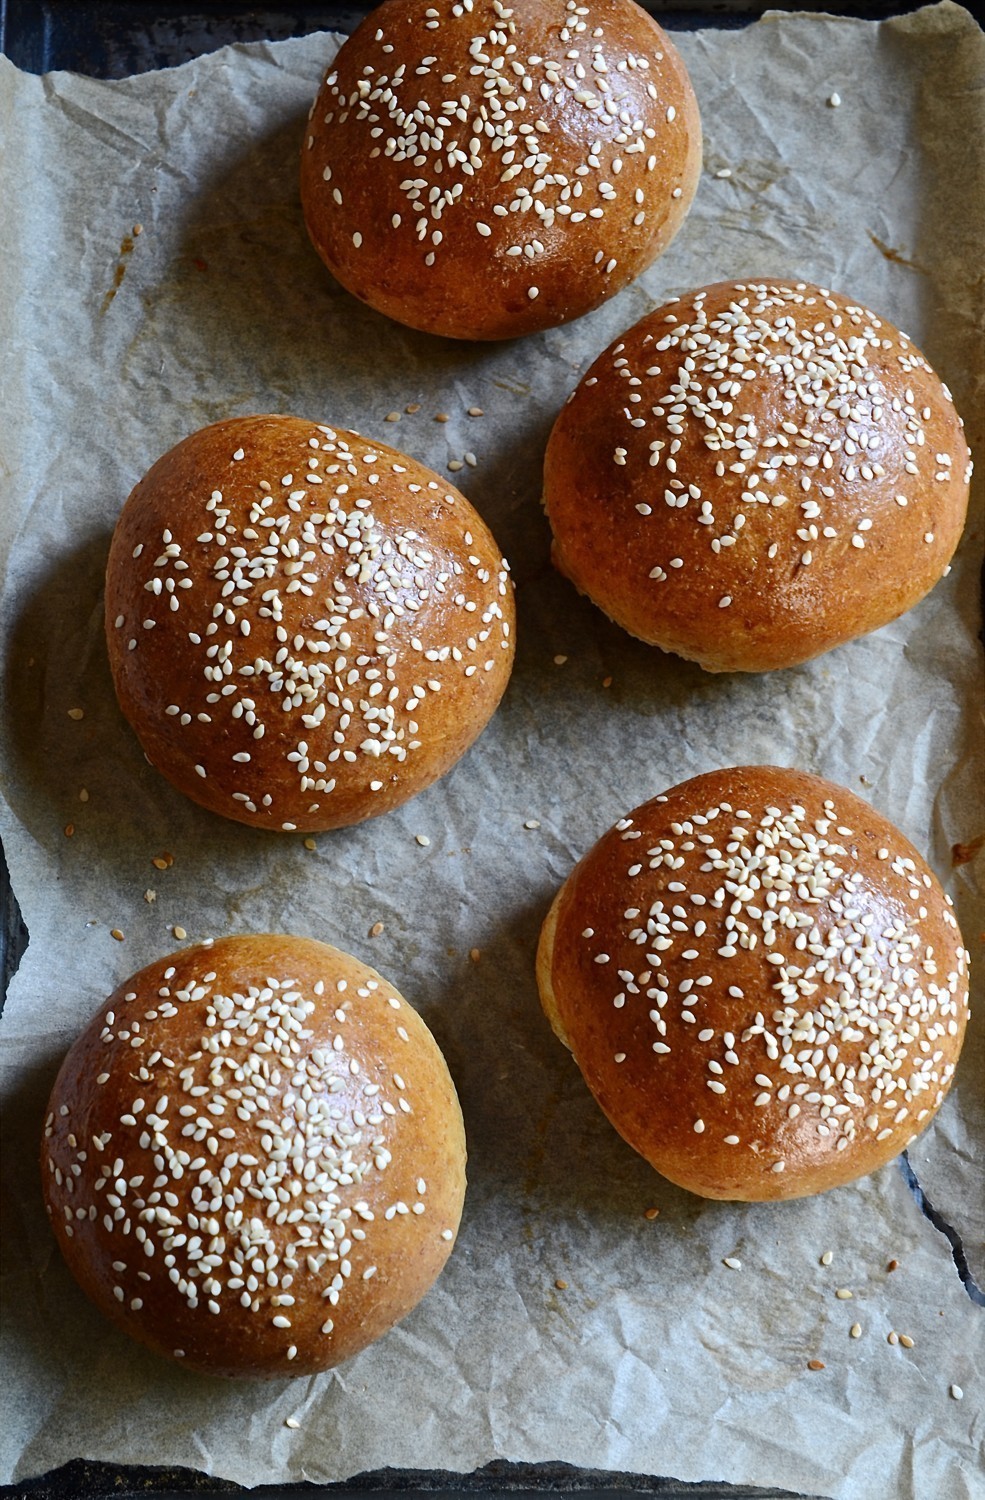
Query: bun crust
544 279 972 671
42 935 466 1377
105 415 514 832
537 767 970 1201
300 0 701 340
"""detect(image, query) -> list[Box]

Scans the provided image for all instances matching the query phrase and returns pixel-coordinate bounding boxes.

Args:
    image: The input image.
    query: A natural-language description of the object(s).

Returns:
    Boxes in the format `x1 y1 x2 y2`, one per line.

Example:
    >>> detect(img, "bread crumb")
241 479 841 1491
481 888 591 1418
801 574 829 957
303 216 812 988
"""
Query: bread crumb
67 708 84 720
110 928 125 942
144 890 157 904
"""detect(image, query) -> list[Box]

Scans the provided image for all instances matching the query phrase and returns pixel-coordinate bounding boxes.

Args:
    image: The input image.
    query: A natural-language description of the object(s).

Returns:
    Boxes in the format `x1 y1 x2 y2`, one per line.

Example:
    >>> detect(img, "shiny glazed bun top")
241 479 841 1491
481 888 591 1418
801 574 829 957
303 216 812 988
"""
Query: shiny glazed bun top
105 416 515 832
538 767 970 1201
43 936 467 1377
300 0 702 339
544 280 972 671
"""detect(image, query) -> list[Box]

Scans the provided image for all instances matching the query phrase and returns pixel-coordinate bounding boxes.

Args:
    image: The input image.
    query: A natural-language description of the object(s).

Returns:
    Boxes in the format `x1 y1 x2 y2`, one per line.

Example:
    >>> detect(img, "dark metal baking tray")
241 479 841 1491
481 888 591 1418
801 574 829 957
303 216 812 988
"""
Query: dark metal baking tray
0 3 934 1498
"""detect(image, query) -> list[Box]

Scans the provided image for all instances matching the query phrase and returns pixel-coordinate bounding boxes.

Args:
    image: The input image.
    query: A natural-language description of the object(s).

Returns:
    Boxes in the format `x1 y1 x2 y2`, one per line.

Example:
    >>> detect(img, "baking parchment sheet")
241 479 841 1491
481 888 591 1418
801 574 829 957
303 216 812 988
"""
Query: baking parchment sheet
1 6 983 1495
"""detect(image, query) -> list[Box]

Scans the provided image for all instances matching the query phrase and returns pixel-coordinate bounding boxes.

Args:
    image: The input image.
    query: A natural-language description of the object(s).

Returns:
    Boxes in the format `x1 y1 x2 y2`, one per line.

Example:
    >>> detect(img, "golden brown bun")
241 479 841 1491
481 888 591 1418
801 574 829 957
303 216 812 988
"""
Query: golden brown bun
42 935 466 1377
300 0 701 340
105 415 514 832
537 767 970 1201
544 280 972 671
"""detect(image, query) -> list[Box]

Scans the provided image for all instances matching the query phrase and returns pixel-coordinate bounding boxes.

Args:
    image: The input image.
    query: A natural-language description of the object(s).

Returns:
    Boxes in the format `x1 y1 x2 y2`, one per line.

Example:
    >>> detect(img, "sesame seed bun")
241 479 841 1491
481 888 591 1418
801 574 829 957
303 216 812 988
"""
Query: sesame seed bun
105 415 515 832
544 279 972 671
536 767 970 1201
299 0 701 340
42 935 466 1377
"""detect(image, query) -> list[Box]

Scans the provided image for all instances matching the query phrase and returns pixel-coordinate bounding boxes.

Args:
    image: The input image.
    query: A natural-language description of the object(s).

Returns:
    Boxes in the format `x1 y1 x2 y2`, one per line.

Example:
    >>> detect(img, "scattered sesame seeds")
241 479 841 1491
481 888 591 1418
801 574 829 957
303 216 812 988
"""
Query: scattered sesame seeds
285 1417 301 1430
723 1256 742 1270
828 92 842 107
835 1288 853 1300
950 1384 964 1400
524 819 541 830
899 1333 915 1349
416 834 431 847
820 1251 834 1266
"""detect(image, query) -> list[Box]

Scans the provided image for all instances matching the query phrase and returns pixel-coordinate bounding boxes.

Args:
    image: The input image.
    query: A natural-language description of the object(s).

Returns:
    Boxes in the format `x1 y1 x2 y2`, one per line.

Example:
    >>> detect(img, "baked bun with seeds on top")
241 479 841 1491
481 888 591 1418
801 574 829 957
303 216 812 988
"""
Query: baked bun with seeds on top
43 934 466 1377
537 766 970 1201
544 279 973 671
299 0 701 340
105 415 514 832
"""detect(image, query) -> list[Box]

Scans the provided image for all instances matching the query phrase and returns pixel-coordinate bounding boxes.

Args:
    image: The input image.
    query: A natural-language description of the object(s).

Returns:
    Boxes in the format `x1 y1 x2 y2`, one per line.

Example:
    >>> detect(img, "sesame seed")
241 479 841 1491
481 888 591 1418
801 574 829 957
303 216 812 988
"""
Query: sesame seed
828 92 842 107
285 1418 301 1430
555 1278 568 1290
899 1334 915 1349
850 1323 862 1339
950 1384 964 1400
172 925 187 941
808 1360 826 1371
524 819 541 830
369 921 385 937
527 287 539 300
644 1206 660 1220
110 929 125 943
416 834 431 847
835 1288 853 1300
723 1256 742 1270
820 1251 834 1266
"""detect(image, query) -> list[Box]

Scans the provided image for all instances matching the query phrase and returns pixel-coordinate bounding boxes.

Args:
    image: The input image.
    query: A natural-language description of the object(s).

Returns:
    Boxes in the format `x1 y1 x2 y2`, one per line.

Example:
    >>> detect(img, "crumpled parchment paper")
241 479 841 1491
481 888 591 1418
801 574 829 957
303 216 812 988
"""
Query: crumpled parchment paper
1 6 982 1497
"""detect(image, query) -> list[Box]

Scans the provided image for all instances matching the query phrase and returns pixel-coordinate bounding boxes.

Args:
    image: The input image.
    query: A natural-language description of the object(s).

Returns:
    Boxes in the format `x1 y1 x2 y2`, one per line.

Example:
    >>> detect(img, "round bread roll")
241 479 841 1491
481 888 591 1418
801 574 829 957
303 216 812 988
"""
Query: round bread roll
537 767 970 1201
299 0 701 340
544 279 972 671
105 415 514 832
42 935 466 1377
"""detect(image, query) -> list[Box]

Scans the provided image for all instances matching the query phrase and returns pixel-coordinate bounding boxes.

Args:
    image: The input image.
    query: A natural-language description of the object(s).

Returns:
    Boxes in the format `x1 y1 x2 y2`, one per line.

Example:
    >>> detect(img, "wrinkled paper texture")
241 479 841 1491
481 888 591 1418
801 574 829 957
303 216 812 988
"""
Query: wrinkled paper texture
1 6 983 1497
